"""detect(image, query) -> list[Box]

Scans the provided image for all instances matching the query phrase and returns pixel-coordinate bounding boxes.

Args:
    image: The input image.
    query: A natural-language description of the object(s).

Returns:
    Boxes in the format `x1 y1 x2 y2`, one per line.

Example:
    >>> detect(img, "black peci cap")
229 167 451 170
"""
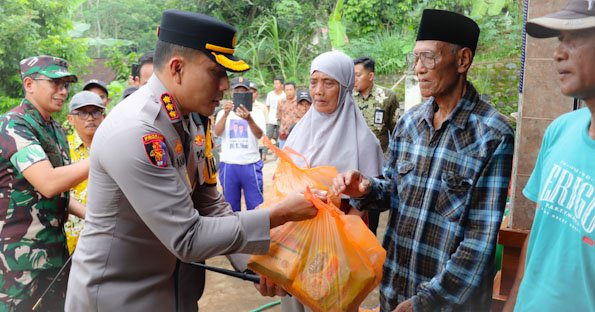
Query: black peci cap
416 9 480 55
157 10 250 72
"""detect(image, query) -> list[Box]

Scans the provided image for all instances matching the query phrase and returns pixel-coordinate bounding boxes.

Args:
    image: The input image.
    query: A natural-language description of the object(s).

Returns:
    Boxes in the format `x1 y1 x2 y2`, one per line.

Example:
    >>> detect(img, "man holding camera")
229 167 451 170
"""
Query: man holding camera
214 76 266 212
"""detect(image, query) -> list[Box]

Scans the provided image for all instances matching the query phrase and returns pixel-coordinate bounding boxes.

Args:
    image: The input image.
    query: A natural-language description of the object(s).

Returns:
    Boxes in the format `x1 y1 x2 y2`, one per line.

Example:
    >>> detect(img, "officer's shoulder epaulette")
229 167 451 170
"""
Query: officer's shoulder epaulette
137 88 162 123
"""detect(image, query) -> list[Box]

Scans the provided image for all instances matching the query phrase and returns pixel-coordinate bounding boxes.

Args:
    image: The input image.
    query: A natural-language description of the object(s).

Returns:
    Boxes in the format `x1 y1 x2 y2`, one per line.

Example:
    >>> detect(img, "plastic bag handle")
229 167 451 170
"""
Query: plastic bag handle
263 136 310 168
304 187 343 217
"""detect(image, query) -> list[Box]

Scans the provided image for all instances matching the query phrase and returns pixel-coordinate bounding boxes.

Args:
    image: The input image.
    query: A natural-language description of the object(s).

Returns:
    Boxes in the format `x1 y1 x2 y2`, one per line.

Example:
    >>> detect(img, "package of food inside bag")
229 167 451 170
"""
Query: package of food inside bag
248 138 385 312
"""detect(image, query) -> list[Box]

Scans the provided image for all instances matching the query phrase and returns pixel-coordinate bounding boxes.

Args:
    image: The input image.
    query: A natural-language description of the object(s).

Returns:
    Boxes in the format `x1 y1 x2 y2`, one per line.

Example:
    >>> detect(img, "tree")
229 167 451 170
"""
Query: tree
0 0 90 105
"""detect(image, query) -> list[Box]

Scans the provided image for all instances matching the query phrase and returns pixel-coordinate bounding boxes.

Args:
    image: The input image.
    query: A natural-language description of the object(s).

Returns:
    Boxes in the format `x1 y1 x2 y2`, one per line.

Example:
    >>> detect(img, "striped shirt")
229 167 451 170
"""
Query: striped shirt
353 83 514 311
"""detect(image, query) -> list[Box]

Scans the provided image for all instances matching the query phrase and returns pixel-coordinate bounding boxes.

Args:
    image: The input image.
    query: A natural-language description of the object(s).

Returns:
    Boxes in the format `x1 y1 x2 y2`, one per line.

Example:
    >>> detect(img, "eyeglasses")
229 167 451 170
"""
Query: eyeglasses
407 51 440 70
70 110 104 119
32 77 71 90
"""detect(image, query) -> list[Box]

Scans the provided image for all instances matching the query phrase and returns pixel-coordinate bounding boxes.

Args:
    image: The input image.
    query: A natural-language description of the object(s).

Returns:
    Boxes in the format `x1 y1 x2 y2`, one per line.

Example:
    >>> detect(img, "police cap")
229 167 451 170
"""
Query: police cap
157 10 250 73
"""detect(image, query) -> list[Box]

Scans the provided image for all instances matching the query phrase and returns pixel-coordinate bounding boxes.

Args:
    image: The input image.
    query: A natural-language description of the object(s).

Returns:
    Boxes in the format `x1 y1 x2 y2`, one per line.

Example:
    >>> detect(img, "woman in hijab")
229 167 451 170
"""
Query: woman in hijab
280 51 384 311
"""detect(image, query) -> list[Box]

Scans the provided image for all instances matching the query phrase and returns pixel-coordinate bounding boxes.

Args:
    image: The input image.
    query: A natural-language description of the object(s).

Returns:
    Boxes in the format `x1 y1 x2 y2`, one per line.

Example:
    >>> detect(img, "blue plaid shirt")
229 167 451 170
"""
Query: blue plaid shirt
353 83 513 311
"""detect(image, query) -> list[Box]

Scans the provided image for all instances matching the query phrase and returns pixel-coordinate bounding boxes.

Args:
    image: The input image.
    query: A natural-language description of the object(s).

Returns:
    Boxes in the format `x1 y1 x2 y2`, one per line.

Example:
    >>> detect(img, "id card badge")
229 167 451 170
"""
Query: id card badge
374 108 384 125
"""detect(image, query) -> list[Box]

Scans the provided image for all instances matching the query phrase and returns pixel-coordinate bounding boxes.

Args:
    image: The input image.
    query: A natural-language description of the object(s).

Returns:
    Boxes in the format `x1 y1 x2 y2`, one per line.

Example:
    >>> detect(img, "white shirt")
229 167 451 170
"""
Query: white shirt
216 108 266 164
265 90 285 125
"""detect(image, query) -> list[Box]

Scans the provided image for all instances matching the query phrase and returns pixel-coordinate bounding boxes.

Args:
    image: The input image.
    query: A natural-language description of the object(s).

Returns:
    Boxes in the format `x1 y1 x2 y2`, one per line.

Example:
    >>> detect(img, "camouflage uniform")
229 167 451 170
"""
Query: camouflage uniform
0 55 76 311
353 84 400 152
0 100 70 310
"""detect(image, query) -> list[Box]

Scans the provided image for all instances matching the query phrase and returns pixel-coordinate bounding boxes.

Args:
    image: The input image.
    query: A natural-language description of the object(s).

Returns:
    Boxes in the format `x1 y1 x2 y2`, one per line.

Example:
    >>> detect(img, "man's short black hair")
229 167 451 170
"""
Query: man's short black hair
154 41 197 70
284 81 296 88
273 76 284 84
139 51 154 67
354 57 375 73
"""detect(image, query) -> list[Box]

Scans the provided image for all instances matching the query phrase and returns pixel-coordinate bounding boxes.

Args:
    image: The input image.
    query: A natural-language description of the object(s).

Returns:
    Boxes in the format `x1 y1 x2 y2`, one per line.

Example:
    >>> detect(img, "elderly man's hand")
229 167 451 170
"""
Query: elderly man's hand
392 299 413 312
332 170 371 198
253 275 287 297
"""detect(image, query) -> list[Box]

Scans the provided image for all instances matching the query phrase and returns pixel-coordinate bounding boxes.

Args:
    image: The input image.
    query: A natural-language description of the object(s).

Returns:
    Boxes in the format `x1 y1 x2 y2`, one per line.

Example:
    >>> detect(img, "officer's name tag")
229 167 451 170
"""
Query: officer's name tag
374 108 384 125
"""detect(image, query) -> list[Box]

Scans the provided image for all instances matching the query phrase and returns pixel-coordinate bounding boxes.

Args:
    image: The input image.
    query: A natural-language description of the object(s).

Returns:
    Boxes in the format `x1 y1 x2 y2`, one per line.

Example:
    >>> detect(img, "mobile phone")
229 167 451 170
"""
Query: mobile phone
131 63 140 78
233 92 253 112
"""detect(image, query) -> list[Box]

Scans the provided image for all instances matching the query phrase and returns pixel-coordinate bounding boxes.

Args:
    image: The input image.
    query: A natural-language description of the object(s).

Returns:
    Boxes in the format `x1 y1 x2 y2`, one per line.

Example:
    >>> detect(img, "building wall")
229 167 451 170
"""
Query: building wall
509 0 573 230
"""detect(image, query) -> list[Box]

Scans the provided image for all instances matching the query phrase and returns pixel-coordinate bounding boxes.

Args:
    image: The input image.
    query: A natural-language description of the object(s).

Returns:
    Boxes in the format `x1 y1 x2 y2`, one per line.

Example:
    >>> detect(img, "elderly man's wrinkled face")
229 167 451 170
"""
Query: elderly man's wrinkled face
554 28 595 100
309 71 340 115
413 40 461 99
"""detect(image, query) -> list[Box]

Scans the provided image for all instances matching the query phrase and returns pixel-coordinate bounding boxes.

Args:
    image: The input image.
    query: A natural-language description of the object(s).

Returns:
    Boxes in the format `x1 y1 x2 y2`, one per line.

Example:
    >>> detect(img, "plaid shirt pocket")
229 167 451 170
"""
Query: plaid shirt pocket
435 171 473 222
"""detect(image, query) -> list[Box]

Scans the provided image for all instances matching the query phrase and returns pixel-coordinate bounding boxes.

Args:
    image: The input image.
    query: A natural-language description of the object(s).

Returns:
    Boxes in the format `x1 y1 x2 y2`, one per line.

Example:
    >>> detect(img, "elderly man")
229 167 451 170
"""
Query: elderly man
65 10 317 311
333 9 514 312
504 1 595 311
0 55 88 311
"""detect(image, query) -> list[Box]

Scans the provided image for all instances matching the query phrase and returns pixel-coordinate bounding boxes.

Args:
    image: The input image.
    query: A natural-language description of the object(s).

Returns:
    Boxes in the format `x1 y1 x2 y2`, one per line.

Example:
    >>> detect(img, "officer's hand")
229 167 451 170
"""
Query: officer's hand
223 101 234 114
332 170 371 198
254 275 287 297
269 192 317 228
235 105 251 120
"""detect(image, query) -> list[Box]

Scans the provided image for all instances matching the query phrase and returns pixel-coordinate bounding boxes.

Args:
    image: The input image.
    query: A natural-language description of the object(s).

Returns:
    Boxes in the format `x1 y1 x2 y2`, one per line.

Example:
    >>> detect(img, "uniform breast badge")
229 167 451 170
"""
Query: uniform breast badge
142 133 168 167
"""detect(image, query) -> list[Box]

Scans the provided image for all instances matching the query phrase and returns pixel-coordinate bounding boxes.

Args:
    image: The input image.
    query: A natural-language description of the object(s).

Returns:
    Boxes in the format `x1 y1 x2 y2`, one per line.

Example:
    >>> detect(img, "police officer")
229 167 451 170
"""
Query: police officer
65 10 318 311
0 55 89 311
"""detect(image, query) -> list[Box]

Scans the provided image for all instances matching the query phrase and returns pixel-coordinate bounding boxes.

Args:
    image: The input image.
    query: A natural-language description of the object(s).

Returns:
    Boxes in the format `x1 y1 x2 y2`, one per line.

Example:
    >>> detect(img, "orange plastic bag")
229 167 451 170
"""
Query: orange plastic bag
248 138 386 312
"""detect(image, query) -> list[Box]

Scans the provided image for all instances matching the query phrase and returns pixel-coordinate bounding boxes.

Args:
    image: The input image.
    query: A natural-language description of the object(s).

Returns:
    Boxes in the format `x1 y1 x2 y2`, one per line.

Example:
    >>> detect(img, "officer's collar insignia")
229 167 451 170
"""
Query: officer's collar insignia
142 133 168 168
160 93 181 121
194 134 205 146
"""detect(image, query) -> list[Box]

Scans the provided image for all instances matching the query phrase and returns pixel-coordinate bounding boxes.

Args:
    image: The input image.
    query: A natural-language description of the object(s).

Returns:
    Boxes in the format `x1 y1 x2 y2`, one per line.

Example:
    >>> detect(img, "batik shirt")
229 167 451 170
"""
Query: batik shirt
353 84 399 152
0 99 70 304
276 97 299 140
64 132 88 254
353 83 514 311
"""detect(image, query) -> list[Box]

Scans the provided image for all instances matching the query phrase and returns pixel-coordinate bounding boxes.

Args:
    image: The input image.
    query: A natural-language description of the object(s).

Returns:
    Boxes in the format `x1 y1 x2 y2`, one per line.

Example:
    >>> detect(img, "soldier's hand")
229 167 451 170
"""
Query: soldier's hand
254 275 287 297
332 170 371 198
235 105 251 120
223 101 233 114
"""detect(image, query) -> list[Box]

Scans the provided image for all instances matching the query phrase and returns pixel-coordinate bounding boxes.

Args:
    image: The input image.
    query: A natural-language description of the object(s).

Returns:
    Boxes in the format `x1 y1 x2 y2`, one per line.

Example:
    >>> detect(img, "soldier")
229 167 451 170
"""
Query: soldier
353 56 400 153
0 55 89 311
65 10 317 311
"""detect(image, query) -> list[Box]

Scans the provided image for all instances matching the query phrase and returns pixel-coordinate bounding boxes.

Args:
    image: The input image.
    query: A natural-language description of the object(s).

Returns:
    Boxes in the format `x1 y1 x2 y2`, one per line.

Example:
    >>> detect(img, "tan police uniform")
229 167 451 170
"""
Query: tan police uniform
65 74 270 311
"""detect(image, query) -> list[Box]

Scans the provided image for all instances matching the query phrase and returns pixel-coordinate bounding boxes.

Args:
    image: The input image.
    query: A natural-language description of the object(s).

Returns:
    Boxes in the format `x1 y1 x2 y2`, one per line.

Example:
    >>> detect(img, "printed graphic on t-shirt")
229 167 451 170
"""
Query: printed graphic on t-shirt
538 160 595 239
229 119 249 149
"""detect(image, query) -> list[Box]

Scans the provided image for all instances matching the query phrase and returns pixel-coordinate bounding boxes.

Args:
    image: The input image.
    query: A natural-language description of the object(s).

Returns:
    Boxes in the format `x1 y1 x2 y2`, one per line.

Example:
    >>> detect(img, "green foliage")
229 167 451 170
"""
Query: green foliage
0 0 90 100
105 44 138 81
344 31 415 75
0 0 523 121
77 0 162 57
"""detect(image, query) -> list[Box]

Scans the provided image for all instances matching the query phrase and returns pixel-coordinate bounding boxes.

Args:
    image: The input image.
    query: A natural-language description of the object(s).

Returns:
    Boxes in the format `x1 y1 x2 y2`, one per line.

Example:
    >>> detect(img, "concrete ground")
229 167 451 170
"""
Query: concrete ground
199 157 388 311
